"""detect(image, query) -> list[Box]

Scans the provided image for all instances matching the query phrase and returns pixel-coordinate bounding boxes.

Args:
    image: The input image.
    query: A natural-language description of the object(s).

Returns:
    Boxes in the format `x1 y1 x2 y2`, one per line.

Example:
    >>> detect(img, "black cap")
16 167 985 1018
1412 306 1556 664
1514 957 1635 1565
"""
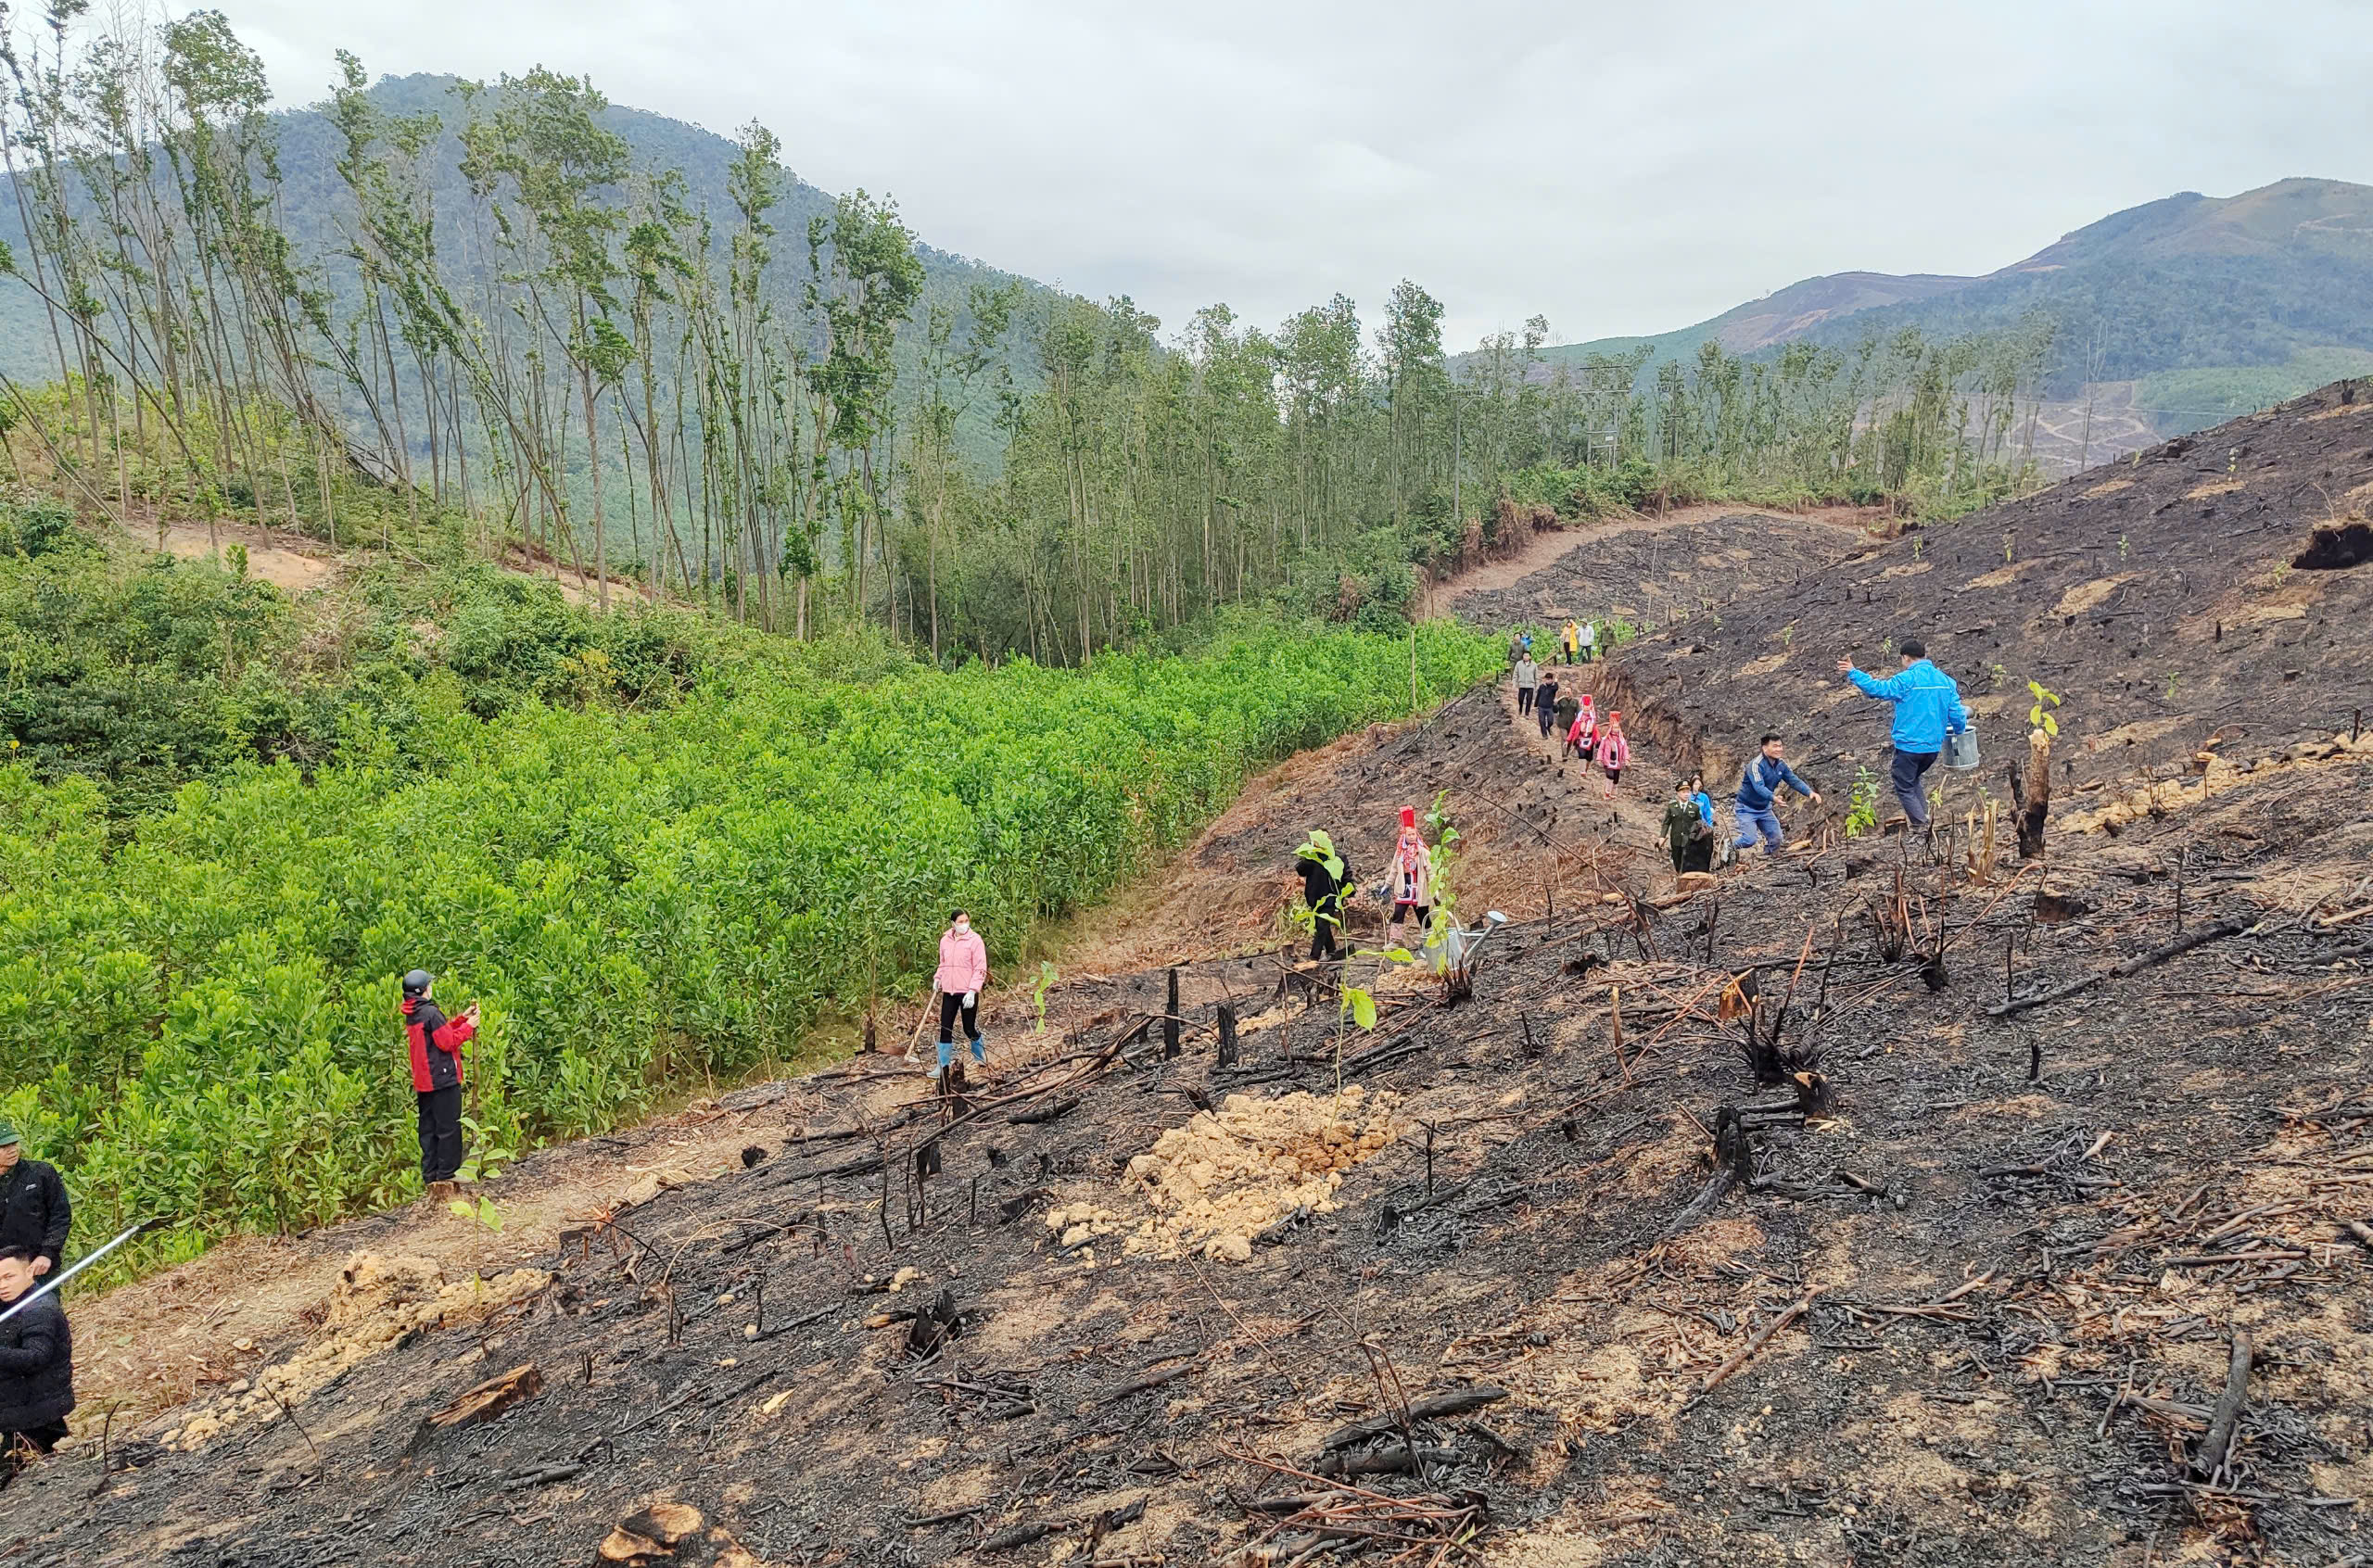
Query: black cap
402 969 433 995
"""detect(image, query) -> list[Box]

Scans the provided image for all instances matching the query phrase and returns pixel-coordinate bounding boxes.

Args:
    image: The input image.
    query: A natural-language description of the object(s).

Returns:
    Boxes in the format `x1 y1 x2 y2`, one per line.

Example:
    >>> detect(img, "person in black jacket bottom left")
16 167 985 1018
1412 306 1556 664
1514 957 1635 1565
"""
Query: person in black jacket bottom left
0 1246 74 1482
0 1121 70 1278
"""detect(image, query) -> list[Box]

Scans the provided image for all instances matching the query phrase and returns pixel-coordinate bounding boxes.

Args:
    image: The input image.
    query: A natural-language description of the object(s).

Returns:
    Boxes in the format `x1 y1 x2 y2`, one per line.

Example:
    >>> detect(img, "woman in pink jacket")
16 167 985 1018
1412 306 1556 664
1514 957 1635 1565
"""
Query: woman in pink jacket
1598 711 1631 800
932 911 990 1078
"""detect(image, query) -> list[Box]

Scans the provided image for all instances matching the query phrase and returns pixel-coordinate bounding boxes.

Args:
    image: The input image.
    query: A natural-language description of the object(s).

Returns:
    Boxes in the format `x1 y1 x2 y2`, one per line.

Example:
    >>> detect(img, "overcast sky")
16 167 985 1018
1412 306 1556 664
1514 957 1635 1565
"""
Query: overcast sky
204 0 2373 351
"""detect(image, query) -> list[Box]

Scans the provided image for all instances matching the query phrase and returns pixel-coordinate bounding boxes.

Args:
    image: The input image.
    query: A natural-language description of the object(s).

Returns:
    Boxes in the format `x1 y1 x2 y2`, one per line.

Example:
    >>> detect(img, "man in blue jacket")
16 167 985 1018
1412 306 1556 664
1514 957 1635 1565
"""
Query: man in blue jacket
1837 639 1969 831
1732 734 1822 858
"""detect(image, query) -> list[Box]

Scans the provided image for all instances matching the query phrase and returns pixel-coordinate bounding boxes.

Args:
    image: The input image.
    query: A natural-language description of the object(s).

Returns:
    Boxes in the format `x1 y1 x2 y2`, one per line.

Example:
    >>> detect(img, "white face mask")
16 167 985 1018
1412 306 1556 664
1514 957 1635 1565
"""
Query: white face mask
954 920 971 936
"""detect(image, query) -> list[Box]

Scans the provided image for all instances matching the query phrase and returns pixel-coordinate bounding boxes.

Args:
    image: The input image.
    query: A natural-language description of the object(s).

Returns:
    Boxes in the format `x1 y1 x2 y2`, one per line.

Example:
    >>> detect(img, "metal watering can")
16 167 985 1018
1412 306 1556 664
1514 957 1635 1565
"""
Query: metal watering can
1945 726 1981 771
1425 910 1510 989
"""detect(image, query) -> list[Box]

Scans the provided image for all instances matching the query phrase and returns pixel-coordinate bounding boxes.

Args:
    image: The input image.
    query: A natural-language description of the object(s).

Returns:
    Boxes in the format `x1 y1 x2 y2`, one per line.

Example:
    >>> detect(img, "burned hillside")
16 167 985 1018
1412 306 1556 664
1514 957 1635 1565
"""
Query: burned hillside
6 434 2373 1568
1445 512 1866 635
1593 381 2373 806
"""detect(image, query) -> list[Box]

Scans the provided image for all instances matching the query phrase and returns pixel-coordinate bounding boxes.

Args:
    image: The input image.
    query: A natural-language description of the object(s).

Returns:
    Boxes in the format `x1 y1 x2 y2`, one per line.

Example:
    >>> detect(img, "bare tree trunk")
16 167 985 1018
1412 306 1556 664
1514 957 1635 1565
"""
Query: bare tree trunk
2007 728 2051 859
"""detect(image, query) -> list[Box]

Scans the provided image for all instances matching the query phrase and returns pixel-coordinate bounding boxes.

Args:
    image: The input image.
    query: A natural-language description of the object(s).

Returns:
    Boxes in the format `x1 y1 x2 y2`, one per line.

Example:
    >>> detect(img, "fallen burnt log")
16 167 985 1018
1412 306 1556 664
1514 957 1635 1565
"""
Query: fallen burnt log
1314 1442 1469 1478
1316 1386 1508 1452
1098 1359 1201 1406
408 1363 544 1454
1989 919 2246 1018
2190 1332 2253 1484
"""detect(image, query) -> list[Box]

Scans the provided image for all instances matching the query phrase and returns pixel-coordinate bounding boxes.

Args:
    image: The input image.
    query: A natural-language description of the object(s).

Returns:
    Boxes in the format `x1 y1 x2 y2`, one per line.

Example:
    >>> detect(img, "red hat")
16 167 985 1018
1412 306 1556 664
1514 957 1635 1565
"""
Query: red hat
1580 693 1593 704
1609 710 1622 722
1399 806 1416 828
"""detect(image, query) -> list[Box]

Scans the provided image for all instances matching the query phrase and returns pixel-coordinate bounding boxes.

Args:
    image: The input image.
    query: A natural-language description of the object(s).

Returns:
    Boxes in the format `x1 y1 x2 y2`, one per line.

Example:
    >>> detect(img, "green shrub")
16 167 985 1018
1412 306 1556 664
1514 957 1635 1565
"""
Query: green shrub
0 616 1501 1275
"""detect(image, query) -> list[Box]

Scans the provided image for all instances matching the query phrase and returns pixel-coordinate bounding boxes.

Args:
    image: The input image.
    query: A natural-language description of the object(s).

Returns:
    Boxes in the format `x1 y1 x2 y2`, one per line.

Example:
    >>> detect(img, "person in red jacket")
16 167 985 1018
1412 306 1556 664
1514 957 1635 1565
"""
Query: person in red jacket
401 969 477 1197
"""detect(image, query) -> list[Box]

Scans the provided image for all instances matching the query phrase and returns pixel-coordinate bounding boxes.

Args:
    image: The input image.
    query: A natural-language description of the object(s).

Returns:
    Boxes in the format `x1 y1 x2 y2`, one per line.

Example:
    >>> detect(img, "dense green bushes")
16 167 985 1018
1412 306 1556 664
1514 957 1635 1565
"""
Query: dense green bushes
0 540 728 815
0 614 1497 1272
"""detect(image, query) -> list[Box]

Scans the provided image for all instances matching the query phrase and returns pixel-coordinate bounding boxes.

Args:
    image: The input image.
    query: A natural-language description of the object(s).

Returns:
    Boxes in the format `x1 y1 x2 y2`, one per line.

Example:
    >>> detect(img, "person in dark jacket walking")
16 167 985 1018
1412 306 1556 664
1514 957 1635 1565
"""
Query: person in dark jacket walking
1663 778 1712 878
0 1246 73 1479
1550 687 1580 754
1533 672 1561 740
1294 831 1355 963
0 1125 68 1279
400 970 477 1198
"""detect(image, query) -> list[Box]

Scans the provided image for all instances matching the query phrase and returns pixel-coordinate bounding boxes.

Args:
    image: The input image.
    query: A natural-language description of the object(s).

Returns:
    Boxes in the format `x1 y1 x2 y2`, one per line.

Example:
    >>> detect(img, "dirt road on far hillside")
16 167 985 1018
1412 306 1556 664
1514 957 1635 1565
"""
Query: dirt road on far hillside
1445 504 1872 633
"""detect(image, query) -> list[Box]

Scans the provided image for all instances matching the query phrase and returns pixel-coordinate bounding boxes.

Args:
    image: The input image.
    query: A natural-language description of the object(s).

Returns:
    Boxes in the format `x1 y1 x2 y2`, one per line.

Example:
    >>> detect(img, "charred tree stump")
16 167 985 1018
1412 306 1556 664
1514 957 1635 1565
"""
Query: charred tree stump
1163 968 1182 1058
1712 1106 1754 1182
2008 728 2052 859
1215 1003 1238 1068
1792 1071 1833 1117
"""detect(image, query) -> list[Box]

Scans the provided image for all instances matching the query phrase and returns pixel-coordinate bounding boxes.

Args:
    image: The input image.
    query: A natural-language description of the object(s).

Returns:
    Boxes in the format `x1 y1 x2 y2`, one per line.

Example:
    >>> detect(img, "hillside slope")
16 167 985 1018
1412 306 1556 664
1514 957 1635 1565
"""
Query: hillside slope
1599 379 2373 816
10 491 2373 1565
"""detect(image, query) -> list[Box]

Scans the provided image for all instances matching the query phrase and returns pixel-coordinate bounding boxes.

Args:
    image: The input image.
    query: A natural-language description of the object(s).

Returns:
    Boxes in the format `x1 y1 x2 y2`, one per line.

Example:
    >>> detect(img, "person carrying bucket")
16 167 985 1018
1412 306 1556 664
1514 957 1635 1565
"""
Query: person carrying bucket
1836 638 1969 832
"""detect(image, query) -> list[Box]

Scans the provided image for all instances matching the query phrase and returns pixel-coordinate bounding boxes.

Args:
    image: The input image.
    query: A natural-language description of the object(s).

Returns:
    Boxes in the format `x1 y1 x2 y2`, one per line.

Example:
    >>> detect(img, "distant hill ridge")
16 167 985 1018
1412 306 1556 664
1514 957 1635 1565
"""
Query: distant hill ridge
1532 177 2373 436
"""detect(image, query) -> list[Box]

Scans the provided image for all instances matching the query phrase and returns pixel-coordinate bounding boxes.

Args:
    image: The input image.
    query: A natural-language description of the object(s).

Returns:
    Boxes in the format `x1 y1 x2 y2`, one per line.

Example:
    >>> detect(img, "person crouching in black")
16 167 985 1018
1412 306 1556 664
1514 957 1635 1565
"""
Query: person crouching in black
0 1246 72 1484
1294 831 1355 963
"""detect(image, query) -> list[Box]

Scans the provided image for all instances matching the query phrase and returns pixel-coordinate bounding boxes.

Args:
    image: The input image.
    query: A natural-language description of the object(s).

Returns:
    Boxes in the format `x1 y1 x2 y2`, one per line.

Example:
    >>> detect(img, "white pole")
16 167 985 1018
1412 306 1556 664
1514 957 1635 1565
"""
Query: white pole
0 1220 156 1328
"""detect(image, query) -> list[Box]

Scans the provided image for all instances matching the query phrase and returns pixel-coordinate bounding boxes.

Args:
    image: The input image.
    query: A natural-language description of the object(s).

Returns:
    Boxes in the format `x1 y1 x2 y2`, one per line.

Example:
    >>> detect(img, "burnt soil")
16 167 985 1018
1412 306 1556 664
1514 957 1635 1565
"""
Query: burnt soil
7 397 2373 1568
1445 512 1867 637
1594 382 2373 813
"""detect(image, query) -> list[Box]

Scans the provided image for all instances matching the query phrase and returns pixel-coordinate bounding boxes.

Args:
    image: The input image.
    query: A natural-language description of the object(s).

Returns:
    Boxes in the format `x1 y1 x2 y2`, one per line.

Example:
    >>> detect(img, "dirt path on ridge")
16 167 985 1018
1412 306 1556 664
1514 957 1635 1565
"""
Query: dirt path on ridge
1430 499 1877 608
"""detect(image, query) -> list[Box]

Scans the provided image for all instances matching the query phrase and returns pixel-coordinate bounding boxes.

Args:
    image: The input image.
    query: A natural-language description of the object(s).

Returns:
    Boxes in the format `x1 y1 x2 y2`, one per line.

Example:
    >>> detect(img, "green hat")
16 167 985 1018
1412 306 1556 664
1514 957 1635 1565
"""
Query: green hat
0 1121 19 1146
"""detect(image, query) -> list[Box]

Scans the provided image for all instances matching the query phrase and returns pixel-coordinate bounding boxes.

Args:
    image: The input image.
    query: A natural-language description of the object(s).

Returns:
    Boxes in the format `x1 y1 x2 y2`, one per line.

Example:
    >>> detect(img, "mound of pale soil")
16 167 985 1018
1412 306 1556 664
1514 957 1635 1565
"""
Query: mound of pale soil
1046 1087 1403 1263
162 1252 548 1450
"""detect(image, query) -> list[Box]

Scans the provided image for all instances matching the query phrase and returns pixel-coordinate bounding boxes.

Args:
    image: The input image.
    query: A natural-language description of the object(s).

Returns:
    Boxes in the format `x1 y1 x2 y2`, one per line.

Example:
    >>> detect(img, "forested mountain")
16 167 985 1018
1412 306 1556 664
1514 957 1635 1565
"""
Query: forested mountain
0 13 2080 669
1535 178 2373 431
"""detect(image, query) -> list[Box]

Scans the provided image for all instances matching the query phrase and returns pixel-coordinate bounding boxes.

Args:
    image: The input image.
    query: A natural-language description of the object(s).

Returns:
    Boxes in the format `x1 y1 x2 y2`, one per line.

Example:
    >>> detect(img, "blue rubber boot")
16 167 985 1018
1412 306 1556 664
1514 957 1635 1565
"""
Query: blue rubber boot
933 1036 954 1078
970 1035 987 1065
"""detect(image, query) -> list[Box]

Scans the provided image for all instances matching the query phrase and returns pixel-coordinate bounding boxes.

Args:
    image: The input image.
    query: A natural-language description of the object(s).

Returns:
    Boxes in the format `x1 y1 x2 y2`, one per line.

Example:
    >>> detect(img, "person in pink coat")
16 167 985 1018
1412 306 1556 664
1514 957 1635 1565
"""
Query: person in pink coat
1598 711 1631 800
932 910 989 1078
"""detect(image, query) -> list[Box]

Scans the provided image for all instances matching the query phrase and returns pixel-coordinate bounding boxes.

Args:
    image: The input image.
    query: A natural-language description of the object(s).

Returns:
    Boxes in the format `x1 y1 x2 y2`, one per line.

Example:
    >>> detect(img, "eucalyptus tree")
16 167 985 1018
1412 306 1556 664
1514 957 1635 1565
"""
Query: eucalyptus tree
803 189 922 626
459 67 632 606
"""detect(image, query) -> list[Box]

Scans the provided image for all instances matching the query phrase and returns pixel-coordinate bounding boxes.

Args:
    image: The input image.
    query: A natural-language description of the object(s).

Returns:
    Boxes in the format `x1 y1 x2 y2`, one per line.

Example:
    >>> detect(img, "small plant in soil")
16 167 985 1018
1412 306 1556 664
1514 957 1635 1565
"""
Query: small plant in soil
1030 961 1059 1032
2026 679 2062 738
1845 766 1880 837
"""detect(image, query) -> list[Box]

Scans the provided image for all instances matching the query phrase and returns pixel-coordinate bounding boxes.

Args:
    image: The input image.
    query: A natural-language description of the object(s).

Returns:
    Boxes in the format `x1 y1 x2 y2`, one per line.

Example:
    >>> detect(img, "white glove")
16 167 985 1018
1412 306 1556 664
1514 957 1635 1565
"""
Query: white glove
962 991 976 1007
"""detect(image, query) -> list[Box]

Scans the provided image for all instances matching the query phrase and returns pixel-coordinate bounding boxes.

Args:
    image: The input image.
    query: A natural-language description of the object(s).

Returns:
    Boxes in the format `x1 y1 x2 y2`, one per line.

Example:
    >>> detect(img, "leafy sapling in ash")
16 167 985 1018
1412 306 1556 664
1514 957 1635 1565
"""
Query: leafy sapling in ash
2026 680 2062 739
1031 961 1059 1033
1846 766 1880 838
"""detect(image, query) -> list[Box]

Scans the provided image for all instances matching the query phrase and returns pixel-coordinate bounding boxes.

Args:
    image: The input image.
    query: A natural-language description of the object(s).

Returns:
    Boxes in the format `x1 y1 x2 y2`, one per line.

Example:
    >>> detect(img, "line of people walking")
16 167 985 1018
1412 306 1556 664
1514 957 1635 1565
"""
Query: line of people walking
1508 623 1971 871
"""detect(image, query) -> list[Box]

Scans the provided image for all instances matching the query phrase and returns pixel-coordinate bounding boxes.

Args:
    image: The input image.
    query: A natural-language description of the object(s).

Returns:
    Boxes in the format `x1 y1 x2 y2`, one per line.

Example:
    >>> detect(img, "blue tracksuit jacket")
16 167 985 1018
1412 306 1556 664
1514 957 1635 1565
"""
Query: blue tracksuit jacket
1735 755 1815 813
1846 659 1969 754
